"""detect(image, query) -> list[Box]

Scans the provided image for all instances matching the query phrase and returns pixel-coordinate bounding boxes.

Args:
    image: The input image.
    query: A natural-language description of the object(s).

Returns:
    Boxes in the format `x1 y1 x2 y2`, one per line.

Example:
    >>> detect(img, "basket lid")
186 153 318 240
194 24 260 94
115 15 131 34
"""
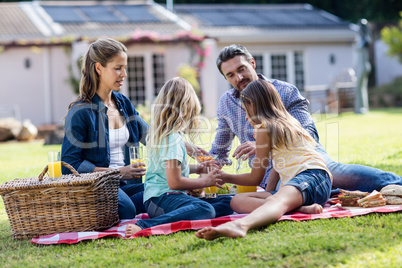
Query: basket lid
0 169 121 193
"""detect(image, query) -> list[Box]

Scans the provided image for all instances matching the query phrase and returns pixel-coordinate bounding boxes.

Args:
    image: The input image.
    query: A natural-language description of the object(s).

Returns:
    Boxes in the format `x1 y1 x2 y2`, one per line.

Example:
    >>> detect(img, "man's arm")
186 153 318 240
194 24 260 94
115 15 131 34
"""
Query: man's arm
209 95 237 165
275 80 319 142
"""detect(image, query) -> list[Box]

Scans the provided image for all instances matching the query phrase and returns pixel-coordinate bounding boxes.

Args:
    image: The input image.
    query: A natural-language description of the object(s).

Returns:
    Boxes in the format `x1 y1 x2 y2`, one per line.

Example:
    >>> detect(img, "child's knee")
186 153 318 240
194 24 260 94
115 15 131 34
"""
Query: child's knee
198 202 216 219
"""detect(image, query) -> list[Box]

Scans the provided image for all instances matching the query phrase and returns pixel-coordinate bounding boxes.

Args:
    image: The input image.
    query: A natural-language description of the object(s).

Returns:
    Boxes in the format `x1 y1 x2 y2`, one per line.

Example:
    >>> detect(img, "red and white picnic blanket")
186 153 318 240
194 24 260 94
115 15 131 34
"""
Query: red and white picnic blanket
31 204 402 245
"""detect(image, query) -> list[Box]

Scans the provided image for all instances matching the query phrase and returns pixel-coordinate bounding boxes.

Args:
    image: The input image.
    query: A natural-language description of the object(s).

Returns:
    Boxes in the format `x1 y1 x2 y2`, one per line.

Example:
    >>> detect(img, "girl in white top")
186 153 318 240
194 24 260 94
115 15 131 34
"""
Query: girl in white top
196 79 332 240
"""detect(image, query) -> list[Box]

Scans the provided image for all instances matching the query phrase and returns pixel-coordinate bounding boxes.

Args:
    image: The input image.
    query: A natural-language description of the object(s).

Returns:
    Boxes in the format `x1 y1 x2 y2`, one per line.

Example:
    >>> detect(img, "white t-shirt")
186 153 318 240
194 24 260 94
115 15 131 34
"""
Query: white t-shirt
108 124 130 169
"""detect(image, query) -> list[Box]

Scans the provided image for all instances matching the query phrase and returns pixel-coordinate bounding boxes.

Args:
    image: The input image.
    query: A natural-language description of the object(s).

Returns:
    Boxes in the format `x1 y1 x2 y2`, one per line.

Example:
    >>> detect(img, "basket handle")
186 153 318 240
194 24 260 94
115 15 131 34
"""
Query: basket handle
38 161 79 181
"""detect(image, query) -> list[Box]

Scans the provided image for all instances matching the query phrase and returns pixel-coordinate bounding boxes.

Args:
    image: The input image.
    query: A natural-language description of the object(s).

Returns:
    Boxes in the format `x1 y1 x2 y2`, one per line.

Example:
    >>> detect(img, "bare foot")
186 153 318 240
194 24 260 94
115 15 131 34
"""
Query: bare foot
125 224 142 238
195 221 247 240
295 204 323 214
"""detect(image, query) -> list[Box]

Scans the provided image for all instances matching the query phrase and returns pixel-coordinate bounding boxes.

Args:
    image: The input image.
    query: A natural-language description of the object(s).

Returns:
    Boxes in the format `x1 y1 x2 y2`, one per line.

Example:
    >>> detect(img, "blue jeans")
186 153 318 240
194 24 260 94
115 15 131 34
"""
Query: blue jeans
316 144 402 192
287 169 331 206
135 193 233 230
118 182 145 219
268 169 331 206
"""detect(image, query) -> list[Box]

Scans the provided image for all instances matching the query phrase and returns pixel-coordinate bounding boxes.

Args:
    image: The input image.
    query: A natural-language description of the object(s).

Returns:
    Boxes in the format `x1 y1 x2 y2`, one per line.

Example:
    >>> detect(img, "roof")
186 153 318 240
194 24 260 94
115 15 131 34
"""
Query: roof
0 2 357 46
174 4 357 43
0 4 45 41
0 1 201 47
38 1 188 38
175 4 350 28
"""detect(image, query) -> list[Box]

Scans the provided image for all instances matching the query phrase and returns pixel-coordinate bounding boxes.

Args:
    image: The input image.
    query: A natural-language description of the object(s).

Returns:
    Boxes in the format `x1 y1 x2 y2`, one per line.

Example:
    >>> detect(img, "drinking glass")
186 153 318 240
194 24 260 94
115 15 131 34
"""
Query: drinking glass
129 145 145 182
204 167 218 198
48 151 61 179
236 157 256 193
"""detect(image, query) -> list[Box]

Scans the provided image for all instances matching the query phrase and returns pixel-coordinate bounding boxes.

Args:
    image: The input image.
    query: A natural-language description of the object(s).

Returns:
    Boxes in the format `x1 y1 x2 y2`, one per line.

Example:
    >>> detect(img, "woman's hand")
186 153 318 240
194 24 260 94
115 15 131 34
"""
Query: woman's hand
199 168 223 187
119 162 146 180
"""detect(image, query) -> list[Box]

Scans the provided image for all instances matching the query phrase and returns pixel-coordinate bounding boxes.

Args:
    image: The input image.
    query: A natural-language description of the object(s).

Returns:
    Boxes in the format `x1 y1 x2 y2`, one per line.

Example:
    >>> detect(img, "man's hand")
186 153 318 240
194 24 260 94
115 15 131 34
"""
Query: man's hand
184 142 209 158
232 141 256 160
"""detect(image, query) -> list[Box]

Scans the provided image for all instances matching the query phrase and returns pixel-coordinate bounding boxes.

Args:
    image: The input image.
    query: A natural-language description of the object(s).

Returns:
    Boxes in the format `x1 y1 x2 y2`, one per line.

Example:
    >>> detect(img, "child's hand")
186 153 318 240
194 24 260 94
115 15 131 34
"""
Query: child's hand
195 161 220 174
217 169 228 182
200 168 223 187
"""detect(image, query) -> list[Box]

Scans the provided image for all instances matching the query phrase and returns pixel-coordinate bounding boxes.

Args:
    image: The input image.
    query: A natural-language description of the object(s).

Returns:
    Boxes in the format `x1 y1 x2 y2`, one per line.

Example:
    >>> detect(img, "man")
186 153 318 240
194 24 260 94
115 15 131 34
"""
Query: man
209 44 401 192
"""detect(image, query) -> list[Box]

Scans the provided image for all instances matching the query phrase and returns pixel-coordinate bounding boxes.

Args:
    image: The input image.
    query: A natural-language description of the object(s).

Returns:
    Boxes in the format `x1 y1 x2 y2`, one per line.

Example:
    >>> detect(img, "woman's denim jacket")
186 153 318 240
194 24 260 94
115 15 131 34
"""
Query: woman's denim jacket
61 92 148 176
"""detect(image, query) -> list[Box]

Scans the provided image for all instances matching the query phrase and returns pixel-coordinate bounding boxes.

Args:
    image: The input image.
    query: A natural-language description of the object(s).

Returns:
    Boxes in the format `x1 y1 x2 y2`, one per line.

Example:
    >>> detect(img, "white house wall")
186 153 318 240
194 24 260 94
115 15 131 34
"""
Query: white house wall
48 47 77 126
304 44 355 86
0 47 45 124
0 46 77 126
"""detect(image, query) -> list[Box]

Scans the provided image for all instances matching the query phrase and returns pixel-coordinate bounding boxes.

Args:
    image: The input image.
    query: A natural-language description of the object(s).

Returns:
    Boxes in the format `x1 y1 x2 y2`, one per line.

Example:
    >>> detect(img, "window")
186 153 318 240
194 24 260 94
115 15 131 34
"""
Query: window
251 51 304 91
294 52 305 91
271 54 287 82
254 55 263 75
127 56 145 105
153 54 165 96
127 54 165 105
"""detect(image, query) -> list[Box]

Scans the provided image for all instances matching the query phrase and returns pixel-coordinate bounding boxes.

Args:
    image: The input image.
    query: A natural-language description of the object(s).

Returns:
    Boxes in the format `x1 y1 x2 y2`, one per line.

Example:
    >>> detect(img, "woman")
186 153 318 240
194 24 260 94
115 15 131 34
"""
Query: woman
61 38 148 219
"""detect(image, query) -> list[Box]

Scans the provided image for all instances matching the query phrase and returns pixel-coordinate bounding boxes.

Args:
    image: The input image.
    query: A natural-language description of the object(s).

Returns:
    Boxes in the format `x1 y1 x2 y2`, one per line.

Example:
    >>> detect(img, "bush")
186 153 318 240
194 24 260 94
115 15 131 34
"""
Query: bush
369 76 402 107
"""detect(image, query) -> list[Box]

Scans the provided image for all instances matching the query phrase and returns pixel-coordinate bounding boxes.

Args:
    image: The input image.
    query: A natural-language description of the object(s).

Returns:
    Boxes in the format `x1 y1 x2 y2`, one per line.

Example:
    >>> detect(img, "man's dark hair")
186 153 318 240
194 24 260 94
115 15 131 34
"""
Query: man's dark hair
216 44 253 76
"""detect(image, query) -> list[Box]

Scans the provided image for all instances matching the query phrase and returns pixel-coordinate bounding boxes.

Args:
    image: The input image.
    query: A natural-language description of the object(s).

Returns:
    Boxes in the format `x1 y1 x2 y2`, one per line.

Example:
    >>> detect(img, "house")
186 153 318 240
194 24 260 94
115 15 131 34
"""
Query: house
174 4 359 114
0 1 358 125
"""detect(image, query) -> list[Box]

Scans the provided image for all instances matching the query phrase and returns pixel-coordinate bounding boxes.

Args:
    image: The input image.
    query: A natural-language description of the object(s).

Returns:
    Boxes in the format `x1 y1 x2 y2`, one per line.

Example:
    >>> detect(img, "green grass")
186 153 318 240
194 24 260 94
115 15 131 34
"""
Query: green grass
0 108 401 267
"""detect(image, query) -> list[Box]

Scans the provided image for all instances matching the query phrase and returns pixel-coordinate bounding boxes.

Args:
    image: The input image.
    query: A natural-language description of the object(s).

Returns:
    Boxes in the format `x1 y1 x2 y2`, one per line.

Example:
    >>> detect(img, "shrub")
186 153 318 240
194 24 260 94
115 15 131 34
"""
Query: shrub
369 76 402 107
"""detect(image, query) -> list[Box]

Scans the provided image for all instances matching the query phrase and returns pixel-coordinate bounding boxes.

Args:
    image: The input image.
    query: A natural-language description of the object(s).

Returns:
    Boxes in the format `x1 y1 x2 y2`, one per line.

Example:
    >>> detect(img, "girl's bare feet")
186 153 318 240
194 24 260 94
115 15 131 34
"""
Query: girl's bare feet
125 224 142 238
195 221 248 240
295 203 323 214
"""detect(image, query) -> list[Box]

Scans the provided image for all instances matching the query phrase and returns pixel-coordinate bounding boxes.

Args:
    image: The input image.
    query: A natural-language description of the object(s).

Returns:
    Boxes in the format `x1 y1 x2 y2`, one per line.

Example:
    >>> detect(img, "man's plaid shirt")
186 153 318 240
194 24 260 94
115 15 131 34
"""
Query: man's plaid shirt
209 74 319 188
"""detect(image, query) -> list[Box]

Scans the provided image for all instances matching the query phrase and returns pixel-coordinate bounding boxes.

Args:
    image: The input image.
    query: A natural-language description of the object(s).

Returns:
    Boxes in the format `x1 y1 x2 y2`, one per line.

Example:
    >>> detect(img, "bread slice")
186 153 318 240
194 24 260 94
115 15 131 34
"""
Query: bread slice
380 184 402 196
384 195 402 205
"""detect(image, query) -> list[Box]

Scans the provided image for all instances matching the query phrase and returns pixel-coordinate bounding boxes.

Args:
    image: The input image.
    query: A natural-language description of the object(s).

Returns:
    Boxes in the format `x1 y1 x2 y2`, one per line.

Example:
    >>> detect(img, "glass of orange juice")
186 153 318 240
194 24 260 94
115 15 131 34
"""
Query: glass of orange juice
235 157 256 193
204 167 218 198
129 145 145 182
236 185 257 194
48 151 61 179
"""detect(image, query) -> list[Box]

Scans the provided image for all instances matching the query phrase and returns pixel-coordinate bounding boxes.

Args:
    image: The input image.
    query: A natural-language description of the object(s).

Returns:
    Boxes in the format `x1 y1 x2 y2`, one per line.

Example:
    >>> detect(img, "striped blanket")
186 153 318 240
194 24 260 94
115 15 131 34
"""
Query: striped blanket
31 204 402 245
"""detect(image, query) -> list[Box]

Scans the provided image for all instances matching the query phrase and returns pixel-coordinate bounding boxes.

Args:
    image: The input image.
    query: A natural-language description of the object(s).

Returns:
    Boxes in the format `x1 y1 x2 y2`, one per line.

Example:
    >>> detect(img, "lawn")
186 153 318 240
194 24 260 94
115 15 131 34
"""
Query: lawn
0 108 401 267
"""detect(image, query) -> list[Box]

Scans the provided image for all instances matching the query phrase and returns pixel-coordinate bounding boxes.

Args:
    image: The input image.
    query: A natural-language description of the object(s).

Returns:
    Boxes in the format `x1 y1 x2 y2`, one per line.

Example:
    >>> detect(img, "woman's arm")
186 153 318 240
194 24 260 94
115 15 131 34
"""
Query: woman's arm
61 107 96 174
166 160 221 191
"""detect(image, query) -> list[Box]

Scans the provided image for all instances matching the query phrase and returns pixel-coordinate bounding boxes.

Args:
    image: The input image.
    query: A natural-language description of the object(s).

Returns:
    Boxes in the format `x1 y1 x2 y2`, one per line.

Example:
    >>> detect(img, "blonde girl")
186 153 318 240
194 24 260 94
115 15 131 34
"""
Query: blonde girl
196 79 332 240
125 77 233 237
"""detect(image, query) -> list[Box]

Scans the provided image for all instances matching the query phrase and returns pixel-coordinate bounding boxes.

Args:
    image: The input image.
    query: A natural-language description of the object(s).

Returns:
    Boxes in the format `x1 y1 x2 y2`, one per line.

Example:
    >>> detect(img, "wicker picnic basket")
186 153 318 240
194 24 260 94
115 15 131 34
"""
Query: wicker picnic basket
0 162 121 239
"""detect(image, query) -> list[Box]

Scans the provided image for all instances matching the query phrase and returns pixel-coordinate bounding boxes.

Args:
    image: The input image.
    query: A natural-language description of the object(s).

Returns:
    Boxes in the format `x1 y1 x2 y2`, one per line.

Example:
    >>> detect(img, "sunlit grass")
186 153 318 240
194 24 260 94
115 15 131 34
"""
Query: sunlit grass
0 108 401 267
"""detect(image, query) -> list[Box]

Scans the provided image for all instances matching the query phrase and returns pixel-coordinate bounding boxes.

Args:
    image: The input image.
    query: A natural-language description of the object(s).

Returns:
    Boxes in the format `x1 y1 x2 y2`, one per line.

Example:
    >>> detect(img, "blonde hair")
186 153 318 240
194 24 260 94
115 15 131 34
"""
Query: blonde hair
241 80 315 153
68 38 127 109
147 77 201 154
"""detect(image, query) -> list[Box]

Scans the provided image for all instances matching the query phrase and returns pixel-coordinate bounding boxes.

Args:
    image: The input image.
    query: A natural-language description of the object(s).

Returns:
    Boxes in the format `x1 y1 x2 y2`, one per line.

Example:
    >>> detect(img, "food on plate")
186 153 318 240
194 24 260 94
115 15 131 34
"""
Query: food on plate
229 184 237 194
197 155 214 162
380 184 402 205
187 188 203 198
217 184 230 194
338 189 369 207
357 190 386 207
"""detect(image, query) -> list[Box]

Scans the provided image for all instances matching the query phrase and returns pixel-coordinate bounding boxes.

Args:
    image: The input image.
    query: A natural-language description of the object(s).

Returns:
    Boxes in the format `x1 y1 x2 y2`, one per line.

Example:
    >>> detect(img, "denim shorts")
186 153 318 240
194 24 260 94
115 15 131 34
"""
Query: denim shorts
269 169 332 206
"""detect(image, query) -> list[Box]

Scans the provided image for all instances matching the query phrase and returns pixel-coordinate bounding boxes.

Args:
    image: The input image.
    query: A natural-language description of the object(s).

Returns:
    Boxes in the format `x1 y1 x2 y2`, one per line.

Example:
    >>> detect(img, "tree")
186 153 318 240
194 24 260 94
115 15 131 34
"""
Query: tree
381 12 402 62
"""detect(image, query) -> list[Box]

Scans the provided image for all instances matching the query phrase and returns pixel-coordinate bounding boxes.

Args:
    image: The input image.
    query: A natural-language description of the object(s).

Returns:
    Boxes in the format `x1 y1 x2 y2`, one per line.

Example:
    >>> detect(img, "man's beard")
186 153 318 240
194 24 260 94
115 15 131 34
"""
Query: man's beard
232 79 250 98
